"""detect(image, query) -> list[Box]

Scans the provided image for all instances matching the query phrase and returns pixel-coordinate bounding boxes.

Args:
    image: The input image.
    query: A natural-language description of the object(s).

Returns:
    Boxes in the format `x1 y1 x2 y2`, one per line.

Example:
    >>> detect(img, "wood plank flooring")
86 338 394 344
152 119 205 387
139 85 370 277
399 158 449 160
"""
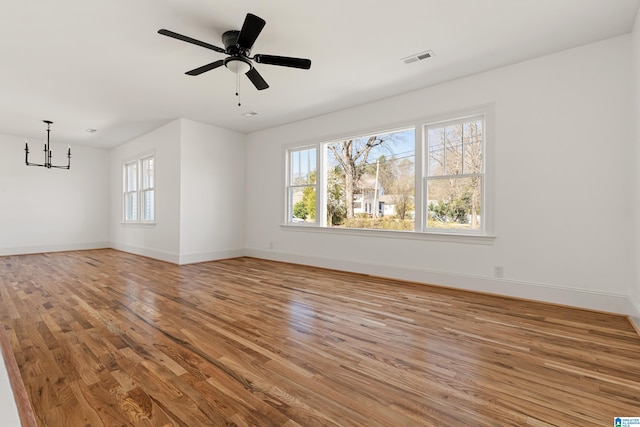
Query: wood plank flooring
0 249 638 426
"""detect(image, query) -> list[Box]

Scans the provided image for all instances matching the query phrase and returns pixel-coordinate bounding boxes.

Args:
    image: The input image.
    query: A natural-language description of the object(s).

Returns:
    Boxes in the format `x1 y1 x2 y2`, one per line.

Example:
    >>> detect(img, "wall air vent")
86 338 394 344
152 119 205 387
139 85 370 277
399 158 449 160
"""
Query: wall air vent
401 50 435 64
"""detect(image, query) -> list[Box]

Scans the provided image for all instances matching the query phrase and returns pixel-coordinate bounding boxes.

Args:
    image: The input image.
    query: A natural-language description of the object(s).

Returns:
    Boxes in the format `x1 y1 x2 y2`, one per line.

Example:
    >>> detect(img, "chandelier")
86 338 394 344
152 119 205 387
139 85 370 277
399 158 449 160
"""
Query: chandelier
25 120 71 170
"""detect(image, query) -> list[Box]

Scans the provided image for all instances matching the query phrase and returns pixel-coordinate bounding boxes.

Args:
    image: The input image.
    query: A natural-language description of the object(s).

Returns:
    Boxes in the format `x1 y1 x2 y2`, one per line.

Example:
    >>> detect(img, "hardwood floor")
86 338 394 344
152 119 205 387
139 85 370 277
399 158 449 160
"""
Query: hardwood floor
0 249 638 426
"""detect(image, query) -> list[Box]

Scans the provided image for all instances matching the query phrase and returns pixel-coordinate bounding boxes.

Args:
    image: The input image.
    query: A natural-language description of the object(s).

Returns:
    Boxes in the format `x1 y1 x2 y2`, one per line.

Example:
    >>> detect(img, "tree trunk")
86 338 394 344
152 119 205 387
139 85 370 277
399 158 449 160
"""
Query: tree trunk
329 136 386 220
345 165 356 218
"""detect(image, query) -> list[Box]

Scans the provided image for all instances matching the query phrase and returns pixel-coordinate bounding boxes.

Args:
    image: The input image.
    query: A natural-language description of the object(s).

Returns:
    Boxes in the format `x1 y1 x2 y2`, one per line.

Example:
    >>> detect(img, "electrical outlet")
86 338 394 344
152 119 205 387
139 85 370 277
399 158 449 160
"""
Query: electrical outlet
494 265 504 278
269 242 274 250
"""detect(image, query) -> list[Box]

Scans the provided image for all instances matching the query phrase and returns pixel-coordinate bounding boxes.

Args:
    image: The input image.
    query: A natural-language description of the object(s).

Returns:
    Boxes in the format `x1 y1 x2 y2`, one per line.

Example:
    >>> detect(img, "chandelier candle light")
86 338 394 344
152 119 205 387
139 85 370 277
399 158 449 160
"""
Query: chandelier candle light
25 120 71 169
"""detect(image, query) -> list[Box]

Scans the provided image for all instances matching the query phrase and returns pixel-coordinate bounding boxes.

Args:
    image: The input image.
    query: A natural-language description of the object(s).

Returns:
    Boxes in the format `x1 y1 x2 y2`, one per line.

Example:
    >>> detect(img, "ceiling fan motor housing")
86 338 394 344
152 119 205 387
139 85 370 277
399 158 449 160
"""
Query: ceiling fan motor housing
222 30 243 55
222 30 252 73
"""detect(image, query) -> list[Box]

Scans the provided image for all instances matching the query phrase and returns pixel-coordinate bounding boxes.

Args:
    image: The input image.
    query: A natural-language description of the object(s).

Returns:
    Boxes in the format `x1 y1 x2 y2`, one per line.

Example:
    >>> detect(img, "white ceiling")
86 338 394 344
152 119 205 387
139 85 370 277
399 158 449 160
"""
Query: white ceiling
1 0 638 148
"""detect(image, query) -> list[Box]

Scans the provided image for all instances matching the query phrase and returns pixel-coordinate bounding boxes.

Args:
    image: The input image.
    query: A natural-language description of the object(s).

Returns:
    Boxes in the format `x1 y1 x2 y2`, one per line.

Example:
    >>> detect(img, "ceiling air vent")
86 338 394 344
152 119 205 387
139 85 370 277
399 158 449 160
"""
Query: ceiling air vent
401 50 435 65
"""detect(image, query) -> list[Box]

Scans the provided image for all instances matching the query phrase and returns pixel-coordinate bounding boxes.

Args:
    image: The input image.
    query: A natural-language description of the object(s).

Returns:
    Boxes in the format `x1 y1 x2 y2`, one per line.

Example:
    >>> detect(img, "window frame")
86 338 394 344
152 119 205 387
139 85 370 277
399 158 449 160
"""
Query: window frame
285 144 319 225
123 160 138 223
282 104 494 243
422 113 486 235
323 125 416 228
122 153 155 224
139 155 155 223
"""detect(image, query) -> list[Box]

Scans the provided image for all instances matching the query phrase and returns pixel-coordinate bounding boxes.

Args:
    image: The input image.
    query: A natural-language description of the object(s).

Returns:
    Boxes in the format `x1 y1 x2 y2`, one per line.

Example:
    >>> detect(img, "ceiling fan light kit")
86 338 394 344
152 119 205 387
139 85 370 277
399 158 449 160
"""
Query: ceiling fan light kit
224 57 251 74
158 13 311 105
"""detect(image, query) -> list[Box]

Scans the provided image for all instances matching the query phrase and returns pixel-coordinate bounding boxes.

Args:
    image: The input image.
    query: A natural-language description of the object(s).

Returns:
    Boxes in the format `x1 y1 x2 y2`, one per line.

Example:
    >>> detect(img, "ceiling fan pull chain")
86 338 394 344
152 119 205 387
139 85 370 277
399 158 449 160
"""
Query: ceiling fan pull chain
236 72 241 106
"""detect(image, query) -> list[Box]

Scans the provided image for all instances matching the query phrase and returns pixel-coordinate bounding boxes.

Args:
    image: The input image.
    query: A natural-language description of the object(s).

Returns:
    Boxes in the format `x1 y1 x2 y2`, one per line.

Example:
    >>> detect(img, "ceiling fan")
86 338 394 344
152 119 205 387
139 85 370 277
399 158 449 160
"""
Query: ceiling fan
158 13 311 94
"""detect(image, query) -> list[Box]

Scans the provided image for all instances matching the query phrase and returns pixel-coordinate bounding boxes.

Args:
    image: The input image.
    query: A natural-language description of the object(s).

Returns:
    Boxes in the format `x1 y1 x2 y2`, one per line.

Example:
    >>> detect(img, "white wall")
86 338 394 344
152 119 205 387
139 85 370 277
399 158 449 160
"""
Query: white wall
179 119 245 264
0 133 109 255
109 120 182 263
245 35 639 318
108 118 246 264
632 8 640 326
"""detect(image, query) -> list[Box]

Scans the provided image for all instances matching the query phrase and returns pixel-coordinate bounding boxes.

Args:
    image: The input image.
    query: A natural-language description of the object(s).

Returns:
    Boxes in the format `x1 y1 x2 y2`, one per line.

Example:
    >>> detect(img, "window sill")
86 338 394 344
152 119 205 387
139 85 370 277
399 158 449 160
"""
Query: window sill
280 224 495 245
121 222 156 227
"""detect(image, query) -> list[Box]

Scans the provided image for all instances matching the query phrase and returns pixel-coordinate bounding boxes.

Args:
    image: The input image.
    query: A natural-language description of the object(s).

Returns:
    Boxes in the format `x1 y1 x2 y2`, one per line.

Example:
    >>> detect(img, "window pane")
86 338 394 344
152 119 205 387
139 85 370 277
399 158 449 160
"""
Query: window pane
426 176 482 230
142 157 154 189
463 119 483 174
289 186 315 222
429 117 484 177
124 192 137 221
125 163 137 191
445 124 463 175
290 148 316 185
428 127 445 176
325 128 415 230
142 190 154 221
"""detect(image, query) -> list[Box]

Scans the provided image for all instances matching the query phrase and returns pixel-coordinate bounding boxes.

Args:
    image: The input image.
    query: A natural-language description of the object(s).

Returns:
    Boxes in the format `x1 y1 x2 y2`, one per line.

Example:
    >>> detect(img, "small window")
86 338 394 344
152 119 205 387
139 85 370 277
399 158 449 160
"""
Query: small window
287 146 317 224
123 154 155 223
424 115 484 232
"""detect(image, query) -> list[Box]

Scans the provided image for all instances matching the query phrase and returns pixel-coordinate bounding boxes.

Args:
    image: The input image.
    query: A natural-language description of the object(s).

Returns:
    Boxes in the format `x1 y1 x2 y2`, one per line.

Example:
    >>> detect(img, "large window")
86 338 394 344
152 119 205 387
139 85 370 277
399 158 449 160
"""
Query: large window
324 128 415 230
285 106 490 236
123 154 154 223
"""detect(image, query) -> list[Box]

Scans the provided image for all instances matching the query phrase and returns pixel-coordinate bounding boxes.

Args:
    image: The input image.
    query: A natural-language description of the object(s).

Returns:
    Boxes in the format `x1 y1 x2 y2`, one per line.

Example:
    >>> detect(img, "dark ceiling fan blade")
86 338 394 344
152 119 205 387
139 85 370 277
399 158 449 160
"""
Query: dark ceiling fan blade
245 67 269 90
236 13 266 50
158 29 225 53
254 54 311 69
185 60 225 76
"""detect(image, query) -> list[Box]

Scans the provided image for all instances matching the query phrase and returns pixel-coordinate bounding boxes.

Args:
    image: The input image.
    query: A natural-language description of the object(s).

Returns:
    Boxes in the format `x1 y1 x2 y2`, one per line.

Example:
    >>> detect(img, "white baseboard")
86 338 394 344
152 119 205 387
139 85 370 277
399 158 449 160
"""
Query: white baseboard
109 242 180 264
0 242 110 257
245 248 640 320
109 244 244 265
178 249 245 265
